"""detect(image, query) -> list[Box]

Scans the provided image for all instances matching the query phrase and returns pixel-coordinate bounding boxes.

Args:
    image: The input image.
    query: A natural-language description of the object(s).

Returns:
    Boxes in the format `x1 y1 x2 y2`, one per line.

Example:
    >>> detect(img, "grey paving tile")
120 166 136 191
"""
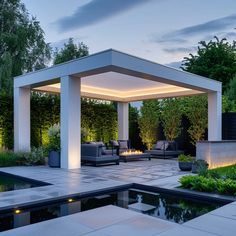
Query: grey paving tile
184 213 236 236
157 225 218 236
68 205 138 229
97 215 176 236
1 215 93 236
210 203 236 220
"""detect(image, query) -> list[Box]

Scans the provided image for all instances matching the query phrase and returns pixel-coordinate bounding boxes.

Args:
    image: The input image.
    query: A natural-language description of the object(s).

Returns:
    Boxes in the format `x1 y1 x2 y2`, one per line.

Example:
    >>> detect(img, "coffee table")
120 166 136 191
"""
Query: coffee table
119 152 151 162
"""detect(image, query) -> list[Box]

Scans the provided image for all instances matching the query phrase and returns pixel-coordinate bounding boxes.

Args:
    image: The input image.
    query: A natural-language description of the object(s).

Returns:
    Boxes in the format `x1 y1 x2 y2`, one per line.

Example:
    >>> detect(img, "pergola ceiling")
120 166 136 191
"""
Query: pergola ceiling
15 49 221 102
34 71 203 102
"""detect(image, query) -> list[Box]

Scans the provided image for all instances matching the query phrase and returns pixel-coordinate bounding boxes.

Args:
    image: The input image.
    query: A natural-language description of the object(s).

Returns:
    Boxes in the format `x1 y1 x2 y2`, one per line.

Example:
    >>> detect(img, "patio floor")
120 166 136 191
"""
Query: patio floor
0 159 235 235
0 159 184 209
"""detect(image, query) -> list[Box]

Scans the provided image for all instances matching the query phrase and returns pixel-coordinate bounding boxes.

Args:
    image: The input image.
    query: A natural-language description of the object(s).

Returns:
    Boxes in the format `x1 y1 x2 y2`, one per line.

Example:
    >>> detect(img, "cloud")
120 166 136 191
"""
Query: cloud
163 46 196 54
56 0 153 32
165 61 182 69
154 14 236 43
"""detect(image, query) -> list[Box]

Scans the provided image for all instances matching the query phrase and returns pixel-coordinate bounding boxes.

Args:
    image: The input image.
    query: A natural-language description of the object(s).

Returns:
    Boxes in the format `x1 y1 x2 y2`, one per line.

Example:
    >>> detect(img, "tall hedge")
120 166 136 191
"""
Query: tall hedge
0 93 118 149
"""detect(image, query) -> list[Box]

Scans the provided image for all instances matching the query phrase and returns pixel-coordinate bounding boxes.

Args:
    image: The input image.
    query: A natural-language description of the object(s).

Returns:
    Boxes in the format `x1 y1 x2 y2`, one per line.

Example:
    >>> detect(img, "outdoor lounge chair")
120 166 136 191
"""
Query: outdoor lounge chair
81 143 119 166
145 140 184 158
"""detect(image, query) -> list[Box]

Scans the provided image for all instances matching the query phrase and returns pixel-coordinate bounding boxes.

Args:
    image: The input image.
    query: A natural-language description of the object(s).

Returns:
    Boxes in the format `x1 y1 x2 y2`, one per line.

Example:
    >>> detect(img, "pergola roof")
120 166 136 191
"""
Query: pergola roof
14 49 221 102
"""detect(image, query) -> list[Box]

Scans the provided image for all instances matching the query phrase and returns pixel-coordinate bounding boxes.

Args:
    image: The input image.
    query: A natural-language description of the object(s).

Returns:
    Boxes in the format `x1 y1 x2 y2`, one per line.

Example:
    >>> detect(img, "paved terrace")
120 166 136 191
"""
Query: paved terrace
1 159 235 236
0 159 183 209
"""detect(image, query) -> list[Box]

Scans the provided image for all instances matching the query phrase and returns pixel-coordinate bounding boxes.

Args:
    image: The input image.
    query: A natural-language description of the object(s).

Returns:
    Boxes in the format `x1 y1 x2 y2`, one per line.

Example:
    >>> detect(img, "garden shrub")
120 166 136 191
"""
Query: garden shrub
180 174 236 196
24 147 46 165
0 148 46 167
0 151 25 167
178 154 194 162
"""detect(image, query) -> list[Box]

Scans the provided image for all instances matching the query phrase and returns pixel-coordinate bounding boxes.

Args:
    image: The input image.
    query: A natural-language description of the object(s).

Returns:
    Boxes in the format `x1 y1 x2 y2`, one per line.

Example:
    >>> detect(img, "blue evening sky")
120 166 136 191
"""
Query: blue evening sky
22 0 236 67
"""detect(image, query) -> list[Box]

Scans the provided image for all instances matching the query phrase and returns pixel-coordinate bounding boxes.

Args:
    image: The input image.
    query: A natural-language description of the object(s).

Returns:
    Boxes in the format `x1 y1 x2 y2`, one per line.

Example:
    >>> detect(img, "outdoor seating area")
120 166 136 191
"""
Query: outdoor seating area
145 140 184 159
82 140 151 166
81 143 119 166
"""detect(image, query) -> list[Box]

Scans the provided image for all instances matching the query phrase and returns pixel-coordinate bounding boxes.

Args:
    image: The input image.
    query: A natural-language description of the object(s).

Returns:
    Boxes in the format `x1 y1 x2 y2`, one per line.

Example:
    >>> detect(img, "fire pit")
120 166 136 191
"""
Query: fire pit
120 150 151 162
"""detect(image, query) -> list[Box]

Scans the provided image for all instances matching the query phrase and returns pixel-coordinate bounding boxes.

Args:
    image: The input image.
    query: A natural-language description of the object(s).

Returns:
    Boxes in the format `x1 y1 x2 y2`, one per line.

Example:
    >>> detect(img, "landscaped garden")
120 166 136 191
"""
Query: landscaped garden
180 164 236 196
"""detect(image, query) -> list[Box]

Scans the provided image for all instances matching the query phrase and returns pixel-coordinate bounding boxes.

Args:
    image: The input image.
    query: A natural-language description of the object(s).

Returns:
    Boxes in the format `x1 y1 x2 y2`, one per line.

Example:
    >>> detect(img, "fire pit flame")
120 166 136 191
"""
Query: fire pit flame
121 150 143 155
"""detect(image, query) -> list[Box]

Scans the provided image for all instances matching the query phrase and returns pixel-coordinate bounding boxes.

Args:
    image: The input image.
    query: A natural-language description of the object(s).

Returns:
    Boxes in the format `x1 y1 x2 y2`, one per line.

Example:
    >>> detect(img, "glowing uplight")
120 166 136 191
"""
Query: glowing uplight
68 198 73 203
14 209 21 214
120 150 143 156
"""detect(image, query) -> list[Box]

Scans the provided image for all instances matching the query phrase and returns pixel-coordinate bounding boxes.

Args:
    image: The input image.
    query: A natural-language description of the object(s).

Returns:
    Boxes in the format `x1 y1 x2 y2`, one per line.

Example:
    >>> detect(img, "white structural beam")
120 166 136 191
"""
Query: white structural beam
14 87 31 152
14 49 221 94
60 76 81 169
118 102 129 140
208 91 222 141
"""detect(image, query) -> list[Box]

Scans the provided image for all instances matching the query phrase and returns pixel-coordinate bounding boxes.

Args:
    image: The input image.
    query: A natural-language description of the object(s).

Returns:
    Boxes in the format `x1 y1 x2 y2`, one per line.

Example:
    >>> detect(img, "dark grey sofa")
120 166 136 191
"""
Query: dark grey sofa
81 144 119 166
110 140 130 155
145 140 184 158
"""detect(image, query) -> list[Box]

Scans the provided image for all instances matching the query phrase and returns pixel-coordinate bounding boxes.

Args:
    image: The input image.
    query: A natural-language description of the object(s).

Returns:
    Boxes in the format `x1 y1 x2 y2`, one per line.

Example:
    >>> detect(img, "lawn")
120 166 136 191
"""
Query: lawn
179 164 236 196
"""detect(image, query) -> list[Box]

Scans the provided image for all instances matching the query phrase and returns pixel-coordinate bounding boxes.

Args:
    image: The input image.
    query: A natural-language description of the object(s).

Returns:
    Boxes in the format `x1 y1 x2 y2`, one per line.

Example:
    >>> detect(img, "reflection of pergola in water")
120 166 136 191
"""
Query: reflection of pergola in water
14 49 222 169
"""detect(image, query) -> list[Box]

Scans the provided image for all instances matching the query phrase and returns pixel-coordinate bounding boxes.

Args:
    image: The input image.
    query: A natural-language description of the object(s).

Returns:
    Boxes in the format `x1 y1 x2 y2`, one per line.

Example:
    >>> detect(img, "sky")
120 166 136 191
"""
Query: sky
21 0 236 68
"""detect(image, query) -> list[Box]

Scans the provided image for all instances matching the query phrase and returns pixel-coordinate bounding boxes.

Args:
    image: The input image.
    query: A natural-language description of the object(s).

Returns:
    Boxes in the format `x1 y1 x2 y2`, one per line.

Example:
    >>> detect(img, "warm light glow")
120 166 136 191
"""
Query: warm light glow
120 150 143 156
208 162 236 169
33 83 202 102
15 209 21 214
68 198 73 203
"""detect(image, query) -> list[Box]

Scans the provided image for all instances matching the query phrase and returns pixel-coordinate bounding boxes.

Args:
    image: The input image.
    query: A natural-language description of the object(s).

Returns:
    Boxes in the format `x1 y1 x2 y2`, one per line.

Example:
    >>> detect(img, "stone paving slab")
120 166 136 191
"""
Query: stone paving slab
158 225 218 236
1 205 177 236
183 213 236 236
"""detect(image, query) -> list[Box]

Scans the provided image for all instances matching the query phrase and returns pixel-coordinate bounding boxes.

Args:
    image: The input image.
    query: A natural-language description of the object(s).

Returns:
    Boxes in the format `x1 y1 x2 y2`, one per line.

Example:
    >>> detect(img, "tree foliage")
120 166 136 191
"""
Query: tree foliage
0 0 51 93
182 95 208 145
160 99 182 141
182 37 236 91
224 76 236 108
138 100 160 150
53 38 89 65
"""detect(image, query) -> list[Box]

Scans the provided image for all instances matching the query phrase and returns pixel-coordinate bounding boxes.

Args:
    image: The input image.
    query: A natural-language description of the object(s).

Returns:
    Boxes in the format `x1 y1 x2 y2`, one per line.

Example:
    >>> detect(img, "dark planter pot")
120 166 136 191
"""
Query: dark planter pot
48 151 60 168
192 163 198 173
179 161 192 171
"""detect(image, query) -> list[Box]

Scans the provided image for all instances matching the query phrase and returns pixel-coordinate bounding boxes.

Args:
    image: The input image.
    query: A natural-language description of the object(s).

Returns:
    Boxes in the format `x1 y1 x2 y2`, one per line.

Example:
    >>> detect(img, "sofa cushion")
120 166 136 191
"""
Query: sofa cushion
162 142 169 150
119 141 128 149
88 141 96 145
110 140 119 147
155 141 164 150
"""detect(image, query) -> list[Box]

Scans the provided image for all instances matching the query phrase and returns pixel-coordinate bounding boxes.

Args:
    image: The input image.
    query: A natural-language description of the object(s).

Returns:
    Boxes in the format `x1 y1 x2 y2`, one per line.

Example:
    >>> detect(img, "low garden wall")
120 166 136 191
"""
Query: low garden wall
196 141 236 169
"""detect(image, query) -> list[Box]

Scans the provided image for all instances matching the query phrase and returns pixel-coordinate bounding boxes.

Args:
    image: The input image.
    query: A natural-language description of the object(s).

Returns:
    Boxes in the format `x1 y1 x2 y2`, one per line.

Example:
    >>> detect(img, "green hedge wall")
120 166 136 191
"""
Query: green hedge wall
0 93 118 149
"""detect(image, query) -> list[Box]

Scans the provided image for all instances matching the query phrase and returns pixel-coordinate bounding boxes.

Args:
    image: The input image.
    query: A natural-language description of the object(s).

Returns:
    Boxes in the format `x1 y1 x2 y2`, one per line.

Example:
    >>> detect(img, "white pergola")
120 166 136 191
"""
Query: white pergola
14 49 222 169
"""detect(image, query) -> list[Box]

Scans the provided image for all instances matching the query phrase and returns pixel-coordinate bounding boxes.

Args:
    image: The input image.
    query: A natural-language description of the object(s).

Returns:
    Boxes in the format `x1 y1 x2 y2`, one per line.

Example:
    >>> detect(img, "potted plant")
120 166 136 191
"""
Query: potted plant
48 124 60 168
178 154 194 171
192 159 209 174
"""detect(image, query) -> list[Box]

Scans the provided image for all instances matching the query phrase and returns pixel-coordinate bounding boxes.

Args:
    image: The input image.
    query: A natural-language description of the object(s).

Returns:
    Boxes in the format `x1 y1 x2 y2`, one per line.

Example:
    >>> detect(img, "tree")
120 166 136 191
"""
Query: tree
182 37 236 92
53 38 89 65
138 100 160 150
182 95 208 145
160 99 182 141
0 0 51 93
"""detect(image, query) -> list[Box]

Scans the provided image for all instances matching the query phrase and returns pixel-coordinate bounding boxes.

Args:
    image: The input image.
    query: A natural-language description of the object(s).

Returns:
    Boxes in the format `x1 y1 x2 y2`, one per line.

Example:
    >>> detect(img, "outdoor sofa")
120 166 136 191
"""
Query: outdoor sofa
110 140 131 155
81 143 119 166
145 140 184 158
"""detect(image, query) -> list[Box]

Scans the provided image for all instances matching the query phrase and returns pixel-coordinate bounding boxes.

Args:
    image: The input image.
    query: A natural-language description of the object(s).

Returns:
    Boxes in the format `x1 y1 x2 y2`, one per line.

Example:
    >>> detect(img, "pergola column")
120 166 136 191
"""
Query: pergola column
208 91 222 141
117 102 129 140
14 87 31 152
60 76 81 169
